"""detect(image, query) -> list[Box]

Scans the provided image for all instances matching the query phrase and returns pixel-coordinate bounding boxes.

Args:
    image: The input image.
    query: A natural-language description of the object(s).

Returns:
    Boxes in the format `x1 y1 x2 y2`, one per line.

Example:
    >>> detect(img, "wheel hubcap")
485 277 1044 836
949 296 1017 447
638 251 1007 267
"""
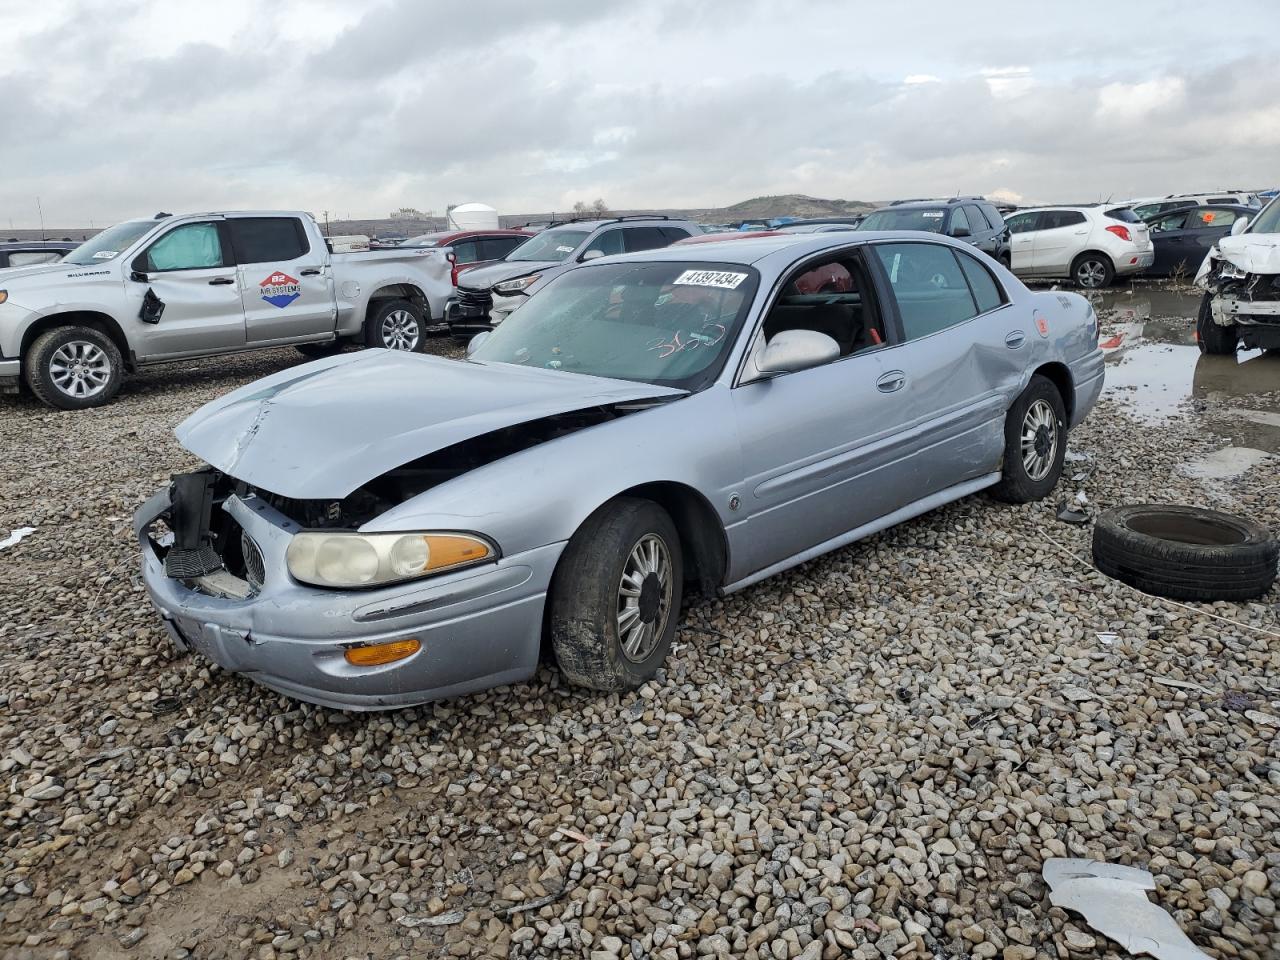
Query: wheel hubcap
380 310 420 350
616 534 672 663
1020 399 1058 482
1077 261 1106 287
49 341 111 398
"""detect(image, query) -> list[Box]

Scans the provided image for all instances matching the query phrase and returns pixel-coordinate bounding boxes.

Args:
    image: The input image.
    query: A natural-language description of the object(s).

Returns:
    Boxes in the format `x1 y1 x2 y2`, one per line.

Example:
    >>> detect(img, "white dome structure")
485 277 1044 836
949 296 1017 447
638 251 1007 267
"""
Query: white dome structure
447 203 499 231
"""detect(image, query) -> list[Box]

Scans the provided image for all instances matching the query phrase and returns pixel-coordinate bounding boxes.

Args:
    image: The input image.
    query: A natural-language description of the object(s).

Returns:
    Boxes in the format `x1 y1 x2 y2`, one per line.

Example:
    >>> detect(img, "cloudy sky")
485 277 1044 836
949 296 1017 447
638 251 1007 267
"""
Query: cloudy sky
2 0 1277 227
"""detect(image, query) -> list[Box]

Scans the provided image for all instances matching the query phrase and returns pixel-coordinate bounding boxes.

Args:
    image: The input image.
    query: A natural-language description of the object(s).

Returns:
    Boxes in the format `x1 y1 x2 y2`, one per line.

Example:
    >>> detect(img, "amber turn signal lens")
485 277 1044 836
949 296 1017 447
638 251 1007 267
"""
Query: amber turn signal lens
344 638 420 667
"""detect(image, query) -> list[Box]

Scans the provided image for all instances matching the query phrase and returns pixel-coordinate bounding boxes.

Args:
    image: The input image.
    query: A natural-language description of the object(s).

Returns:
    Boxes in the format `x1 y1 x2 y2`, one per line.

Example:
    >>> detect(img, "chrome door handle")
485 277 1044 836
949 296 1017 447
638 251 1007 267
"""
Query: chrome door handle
876 371 907 393
1005 331 1026 348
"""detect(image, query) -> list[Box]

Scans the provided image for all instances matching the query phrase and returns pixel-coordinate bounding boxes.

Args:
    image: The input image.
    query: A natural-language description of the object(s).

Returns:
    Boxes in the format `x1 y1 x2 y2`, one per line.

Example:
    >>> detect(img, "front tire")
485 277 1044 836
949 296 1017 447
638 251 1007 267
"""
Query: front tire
990 374 1067 503
549 498 683 692
1196 292 1237 355
1071 253 1114 289
25 326 124 410
364 299 427 352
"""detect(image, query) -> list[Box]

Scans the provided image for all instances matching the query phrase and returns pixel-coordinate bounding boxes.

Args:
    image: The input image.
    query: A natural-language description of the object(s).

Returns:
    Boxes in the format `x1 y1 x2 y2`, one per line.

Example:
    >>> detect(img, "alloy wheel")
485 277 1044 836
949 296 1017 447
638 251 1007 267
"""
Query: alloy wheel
616 534 673 663
49 340 112 399
1076 260 1107 288
1021 398 1058 481
380 310 421 351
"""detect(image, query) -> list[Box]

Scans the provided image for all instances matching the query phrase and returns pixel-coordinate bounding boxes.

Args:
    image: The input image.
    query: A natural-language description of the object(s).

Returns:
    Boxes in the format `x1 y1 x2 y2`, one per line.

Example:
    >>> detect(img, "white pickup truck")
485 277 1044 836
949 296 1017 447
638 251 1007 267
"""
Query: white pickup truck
0 211 455 409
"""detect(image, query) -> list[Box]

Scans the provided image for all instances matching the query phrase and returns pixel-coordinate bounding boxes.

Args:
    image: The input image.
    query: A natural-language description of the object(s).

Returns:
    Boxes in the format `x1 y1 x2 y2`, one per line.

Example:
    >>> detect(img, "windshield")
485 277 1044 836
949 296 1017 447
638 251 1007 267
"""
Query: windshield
1248 198 1280 234
505 228 590 262
401 233 446 247
859 208 947 233
62 220 157 265
470 261 760 391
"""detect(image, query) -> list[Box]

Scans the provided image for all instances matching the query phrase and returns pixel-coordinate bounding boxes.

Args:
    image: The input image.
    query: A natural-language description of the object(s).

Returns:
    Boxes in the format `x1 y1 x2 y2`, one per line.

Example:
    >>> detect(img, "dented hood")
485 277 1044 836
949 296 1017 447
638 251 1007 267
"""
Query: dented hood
176 350 685 499
1200 233 1280 283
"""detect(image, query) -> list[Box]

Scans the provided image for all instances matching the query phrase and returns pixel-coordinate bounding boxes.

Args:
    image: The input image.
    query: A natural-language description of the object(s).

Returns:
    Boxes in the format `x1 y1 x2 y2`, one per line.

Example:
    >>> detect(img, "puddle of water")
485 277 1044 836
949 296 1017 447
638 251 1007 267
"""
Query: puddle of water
1180 446 1276 480
1088 284 1203 324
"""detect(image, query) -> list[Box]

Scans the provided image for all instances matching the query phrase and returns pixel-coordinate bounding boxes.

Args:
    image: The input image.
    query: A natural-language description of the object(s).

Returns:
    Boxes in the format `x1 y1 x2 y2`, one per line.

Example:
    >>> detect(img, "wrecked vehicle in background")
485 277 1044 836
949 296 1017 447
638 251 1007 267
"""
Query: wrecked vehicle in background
135 231 1102 710
1195 196 1280 354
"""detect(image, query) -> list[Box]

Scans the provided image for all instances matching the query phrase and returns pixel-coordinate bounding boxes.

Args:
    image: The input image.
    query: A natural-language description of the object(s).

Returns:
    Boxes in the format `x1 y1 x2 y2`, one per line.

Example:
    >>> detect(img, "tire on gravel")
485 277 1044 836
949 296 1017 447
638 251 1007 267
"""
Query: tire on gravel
25 325 125 410
364 298 428 352
990 373 1068 504
1195 291 1238 355
1071 252 1114 289
548 497 683 691
1092 504 1278 601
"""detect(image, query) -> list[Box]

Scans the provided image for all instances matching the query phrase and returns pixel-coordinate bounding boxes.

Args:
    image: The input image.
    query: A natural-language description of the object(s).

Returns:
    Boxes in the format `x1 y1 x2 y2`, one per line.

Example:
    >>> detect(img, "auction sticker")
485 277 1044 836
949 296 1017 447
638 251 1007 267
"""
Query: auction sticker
260 271 301 308
674 269 747 290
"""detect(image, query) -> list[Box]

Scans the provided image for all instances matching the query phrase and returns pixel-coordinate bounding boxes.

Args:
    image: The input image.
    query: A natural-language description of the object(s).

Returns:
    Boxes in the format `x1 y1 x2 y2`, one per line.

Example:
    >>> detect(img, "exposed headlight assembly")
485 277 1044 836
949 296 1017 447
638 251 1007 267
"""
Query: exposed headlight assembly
493 274 540 295
286 531 495 589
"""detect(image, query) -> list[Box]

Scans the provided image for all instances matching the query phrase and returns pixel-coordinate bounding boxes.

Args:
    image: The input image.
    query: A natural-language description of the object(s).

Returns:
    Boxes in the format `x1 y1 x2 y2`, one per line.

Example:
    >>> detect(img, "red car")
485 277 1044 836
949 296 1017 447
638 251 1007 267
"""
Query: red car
401 229 535 284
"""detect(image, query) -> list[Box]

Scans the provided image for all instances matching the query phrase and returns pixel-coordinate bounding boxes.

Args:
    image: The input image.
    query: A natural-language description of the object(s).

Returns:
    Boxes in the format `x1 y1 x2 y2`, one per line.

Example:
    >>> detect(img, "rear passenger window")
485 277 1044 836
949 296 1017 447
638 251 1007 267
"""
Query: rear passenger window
660 227 693 243
451 240 479 264
623 227 671 253
1040 211 1086 230
948 206 972 236
956 252 1003 313
873 242 977 340
229 218 308 264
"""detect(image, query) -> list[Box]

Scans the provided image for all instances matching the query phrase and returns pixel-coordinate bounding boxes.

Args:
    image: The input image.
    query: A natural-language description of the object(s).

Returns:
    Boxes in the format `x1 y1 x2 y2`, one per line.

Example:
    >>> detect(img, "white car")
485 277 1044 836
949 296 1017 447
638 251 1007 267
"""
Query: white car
1003 205 1153 288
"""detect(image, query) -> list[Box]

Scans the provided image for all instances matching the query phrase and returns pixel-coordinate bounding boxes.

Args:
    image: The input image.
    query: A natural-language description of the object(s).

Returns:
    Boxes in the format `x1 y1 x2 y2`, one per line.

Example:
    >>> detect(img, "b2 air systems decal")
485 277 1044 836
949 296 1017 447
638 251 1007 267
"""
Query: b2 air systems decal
260 271 301 309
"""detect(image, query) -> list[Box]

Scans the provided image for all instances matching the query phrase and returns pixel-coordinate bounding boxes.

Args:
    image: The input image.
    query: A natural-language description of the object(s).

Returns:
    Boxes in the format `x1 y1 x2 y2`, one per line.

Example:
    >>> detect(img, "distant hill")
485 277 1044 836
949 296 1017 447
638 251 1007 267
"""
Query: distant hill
1 196 885 242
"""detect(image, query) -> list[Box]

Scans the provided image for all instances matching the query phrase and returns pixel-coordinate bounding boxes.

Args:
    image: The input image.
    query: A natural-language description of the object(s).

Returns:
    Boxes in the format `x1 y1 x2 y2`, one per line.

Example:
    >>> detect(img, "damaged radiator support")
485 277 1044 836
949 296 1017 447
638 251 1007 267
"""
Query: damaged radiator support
163 469 222 579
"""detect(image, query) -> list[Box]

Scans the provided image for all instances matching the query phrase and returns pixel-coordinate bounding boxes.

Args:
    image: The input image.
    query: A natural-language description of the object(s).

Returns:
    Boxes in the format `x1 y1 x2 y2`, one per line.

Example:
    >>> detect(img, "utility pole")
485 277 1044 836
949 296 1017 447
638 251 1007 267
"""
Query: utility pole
322 211 331 237
36 197 46 240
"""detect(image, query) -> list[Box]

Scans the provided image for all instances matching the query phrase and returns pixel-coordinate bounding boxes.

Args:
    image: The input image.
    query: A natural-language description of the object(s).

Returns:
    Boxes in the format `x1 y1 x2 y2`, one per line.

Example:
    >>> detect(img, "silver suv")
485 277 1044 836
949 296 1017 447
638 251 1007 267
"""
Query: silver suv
445 216 697 335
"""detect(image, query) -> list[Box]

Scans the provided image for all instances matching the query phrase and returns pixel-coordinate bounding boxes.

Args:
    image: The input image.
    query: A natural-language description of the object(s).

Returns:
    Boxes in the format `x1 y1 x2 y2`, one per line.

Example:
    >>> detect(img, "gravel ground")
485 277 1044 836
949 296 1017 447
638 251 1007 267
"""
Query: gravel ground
1 298 1278 960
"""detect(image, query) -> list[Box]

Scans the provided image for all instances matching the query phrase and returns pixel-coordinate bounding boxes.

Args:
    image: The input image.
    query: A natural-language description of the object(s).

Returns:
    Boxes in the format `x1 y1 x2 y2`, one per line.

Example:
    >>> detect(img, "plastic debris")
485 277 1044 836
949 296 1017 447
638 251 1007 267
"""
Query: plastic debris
1043 858 1211 960
1095 632 1118 646
396 910 464 928
0 527 36 550
1057 500 1090 525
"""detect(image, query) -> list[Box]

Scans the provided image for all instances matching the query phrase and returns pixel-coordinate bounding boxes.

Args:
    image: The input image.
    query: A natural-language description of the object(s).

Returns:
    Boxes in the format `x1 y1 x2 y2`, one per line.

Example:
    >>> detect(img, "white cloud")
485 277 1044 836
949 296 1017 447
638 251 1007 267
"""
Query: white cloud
1095 76 1187 123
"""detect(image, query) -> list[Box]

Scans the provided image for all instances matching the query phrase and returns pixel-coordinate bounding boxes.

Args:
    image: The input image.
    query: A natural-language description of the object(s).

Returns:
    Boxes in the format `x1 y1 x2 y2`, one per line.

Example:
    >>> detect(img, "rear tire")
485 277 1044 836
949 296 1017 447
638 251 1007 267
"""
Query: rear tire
364 299 427 352
1092 505 1277 601
1196 292 1237 355
990 374 1067 504
548 498 683 692
1071 253 1114 289
25 326 124 410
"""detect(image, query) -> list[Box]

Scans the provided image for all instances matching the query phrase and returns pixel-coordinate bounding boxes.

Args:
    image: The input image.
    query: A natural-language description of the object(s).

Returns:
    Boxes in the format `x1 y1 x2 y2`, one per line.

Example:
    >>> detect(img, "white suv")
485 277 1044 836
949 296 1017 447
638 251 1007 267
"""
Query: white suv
1004 205 1153 288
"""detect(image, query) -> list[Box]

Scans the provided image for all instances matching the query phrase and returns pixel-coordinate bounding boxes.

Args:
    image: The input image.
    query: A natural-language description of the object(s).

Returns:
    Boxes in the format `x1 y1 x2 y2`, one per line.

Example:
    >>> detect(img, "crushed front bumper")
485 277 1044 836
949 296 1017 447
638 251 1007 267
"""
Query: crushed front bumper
444 292 524 336
134 488 561 710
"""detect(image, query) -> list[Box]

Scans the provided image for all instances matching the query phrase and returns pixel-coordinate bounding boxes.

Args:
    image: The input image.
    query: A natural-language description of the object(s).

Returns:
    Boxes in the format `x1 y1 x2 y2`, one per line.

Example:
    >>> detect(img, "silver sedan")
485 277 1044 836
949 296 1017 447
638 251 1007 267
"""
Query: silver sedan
135 232 1103 709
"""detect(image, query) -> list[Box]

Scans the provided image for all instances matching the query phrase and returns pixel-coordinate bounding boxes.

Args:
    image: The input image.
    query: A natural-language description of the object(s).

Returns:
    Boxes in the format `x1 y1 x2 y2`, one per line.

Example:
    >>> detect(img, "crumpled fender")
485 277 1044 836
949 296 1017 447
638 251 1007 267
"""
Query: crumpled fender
1196 233 1280 288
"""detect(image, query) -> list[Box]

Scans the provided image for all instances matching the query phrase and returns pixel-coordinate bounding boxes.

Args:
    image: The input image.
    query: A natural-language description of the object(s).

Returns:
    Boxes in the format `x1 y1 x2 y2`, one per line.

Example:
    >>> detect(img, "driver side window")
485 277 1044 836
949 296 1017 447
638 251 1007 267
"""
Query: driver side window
140 222 227 272
760 252 887 359
585 229 624 258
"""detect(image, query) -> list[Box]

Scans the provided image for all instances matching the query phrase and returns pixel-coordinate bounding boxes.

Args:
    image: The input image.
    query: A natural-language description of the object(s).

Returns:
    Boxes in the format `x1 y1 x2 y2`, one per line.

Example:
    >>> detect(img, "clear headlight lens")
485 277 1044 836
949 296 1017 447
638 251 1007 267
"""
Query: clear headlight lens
286 531 495 589
493 274 540 295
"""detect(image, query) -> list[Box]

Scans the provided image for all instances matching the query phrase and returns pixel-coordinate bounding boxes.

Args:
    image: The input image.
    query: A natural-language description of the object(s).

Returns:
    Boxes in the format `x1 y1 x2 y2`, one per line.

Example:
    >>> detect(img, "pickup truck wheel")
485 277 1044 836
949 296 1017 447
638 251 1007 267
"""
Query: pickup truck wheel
1071 253 1114 289
1196 292 1237 355
990 374 1067 503
26 326 124 410
365 299 427 352
548 498 683 692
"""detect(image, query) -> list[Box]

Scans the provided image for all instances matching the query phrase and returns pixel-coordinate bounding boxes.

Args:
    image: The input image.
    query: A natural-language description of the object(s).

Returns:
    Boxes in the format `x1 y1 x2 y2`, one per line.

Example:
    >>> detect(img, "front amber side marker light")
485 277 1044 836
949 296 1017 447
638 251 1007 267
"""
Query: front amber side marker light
344 638 421 667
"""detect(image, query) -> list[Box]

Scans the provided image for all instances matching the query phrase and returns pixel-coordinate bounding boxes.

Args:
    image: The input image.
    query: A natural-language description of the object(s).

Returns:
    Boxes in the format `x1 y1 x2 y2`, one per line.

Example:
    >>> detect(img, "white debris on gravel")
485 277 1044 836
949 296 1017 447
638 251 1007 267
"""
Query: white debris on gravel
0 317 1277 960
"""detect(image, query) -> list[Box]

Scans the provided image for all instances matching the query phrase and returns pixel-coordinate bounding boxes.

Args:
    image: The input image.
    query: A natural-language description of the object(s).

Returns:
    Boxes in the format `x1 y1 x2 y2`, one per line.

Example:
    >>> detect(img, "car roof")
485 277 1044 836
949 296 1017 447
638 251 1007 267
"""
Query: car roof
587 230 969 267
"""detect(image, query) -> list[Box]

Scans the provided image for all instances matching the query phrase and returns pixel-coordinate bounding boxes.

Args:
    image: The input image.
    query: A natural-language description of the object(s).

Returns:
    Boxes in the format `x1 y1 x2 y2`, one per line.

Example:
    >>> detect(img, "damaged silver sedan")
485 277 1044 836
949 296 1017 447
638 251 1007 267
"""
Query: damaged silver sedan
135 232 1103 710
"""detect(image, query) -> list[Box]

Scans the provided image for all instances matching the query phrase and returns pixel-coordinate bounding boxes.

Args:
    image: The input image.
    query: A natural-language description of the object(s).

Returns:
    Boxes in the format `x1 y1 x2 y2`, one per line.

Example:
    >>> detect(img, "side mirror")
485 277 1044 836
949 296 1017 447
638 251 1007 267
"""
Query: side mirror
951 226 971 238
581 250 604 261
1231 217 1250 236
130 270 150 283
753 330 840 377
466 331 491 357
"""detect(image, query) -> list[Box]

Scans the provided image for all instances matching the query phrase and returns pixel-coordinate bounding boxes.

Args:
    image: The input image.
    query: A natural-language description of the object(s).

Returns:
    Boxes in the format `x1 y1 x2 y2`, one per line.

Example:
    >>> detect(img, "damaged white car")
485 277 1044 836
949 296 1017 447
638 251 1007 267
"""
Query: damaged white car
1194 197 1280 354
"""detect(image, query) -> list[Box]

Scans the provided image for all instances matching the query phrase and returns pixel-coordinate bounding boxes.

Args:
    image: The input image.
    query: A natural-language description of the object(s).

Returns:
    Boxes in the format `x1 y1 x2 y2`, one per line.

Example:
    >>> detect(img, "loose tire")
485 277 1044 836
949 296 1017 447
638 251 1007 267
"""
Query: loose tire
364 299 427 352
548 498 683 691
1071 253 1114 289
990 374 1067 503
1196 292 1237 355
25 326 124 410
1092 505 1277 601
